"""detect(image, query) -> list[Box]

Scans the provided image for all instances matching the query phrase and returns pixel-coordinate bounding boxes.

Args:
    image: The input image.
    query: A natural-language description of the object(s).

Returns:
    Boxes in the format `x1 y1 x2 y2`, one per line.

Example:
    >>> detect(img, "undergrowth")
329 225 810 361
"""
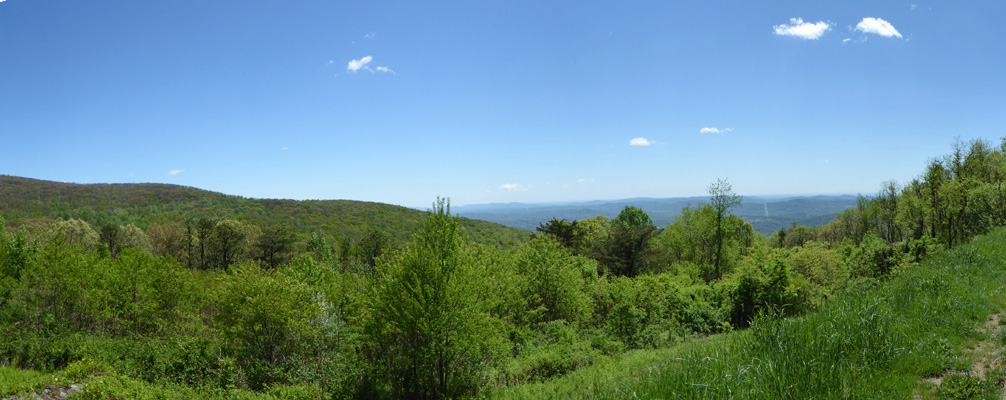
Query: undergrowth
494 228 1006 399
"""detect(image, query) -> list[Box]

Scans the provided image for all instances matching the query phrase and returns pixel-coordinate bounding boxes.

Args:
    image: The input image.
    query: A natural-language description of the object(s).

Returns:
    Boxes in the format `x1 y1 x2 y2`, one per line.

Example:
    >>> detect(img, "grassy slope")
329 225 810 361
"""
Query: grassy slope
0 175 527 247
495 228 1006 399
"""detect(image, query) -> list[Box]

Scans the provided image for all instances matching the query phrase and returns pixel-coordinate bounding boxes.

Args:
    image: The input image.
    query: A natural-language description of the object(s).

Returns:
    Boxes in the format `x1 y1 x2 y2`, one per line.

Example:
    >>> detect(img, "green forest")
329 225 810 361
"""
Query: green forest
4 138 1006 399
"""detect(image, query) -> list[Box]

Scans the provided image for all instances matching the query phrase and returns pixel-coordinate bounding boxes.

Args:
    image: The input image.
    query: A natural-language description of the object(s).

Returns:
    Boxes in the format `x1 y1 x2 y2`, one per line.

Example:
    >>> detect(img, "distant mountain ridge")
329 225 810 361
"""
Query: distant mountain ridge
0 175 527 247
454 195 859 236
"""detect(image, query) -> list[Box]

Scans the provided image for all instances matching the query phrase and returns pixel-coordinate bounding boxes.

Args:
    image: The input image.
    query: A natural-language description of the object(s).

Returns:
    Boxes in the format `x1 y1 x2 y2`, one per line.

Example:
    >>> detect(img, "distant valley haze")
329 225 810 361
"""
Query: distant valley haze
452 195 859 236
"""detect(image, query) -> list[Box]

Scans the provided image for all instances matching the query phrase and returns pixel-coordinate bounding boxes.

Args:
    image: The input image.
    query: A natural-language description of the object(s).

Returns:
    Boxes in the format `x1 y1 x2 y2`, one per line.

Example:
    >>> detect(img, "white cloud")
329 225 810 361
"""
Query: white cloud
855 17 902 38
773 18 832 40
500 183 529 192
325 60 334 66
375 66 395 74
842 38 852 44
167 169 184 175
364 32 376 39
347 55 373 72
910 4 917 10
629 137 653 146
700 127 732 134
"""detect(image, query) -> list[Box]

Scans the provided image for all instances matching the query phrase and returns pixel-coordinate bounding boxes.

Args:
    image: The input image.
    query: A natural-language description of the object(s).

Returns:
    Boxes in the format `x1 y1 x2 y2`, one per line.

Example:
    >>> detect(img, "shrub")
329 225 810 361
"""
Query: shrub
215 262 320 389
512 237 593 326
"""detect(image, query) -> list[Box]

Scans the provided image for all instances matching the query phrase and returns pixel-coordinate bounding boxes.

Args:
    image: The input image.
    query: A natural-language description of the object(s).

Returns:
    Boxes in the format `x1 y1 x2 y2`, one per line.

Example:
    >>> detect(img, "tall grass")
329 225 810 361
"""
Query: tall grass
0 365 52 396
495 228 1006 399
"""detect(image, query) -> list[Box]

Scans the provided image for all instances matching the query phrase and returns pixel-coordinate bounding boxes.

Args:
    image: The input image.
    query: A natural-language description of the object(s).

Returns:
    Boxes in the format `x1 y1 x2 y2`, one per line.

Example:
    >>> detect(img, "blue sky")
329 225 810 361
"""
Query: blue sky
1 1 1004 207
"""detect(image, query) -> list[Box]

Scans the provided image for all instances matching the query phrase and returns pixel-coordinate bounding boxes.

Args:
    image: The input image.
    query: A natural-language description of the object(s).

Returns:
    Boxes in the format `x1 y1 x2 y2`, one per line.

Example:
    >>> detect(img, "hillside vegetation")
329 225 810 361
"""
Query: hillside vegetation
2 138 1006 399
0 175 529 249
496 228 1006 398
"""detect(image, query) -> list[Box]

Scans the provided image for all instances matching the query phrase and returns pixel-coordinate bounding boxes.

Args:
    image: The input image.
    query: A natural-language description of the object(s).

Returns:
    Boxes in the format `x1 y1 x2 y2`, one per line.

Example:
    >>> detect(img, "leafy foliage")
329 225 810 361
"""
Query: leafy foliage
366 199 506 399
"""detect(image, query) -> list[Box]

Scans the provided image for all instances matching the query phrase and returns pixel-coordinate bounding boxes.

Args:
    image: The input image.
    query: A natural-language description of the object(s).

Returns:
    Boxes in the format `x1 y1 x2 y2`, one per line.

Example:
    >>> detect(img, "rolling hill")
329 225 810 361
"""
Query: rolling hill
0 175 527 247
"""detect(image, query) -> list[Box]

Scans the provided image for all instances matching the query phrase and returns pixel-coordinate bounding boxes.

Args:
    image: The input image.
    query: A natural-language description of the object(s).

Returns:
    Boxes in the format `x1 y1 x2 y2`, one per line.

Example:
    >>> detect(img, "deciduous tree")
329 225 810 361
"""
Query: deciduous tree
366 198 504 399
709 179 742 280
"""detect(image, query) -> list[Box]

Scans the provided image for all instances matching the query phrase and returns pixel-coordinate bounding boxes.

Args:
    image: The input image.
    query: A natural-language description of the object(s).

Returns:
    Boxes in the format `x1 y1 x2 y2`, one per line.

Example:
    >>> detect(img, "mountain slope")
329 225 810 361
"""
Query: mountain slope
0 175 527 247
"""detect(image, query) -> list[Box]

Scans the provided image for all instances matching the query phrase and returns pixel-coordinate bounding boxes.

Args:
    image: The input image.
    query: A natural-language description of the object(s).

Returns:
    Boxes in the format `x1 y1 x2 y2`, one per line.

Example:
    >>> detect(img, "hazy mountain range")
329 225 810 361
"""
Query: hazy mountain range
454 195 859 236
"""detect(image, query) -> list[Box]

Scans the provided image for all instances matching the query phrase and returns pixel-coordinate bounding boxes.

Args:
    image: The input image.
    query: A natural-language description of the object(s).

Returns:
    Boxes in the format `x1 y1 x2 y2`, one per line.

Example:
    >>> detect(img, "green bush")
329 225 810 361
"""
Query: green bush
215 262 320 390
729 256 810 327
512 237 594 326
841 234 905 278
595 274 705 349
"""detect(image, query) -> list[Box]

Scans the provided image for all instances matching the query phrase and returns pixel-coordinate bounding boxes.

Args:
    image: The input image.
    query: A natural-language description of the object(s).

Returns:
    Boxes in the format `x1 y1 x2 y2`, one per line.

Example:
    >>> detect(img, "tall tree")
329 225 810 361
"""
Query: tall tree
367 198 503 399
709 179 742 280
355 229 387 272
254 225 297 269
663 204 753 281
147 222 185 262
100 222 123 258
196 217 217 269
209 219 247 270
536 218 580 250
597 206 664 277
50 218 99 251
610 205 653 228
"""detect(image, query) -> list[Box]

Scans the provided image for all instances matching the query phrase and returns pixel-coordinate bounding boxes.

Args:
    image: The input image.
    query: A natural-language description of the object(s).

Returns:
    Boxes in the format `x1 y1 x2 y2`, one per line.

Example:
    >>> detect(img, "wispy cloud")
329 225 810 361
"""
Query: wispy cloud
629 137 653 146
167 169 184 176
842 38 852 44
773 18 832 40
281 147 289 151
500 183 530 192
700 127 732 134
347 56 395 74
347 55 373 72
364 32 376 39
855 17 902 38
910 4 917 10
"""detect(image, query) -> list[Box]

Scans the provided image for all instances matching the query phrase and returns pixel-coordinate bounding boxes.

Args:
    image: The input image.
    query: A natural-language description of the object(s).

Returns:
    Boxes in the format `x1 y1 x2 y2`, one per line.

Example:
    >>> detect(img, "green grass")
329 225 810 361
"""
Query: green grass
0 365 53 396
0 359 322 400
494 228 1006 399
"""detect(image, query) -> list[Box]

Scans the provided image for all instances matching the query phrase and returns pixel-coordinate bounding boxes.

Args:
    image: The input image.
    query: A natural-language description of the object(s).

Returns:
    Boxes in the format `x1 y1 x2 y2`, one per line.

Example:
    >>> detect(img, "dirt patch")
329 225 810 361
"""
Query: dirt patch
915 311 1006 399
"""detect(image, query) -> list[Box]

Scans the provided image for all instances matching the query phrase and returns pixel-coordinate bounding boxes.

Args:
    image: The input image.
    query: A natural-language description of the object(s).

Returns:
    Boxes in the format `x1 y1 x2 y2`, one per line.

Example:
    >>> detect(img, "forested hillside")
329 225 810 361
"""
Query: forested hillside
0 175 528 249
2 138 1006 399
